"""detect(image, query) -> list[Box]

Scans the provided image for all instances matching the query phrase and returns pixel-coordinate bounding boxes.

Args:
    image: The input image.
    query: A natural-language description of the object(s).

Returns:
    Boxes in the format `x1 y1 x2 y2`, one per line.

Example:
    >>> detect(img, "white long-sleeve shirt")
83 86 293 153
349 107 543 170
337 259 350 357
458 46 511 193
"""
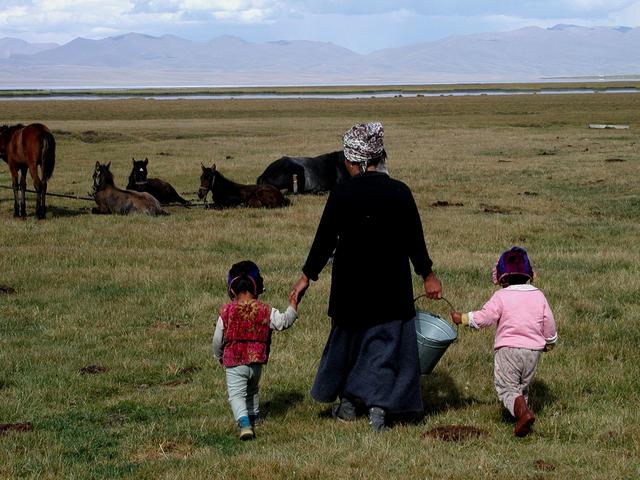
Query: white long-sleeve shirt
212 305 298 361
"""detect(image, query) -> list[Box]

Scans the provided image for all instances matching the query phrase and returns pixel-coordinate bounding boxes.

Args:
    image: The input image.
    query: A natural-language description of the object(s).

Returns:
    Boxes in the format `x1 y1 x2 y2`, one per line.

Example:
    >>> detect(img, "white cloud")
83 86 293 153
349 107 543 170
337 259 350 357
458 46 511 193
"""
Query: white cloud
610 1 640 23
1 0 640 47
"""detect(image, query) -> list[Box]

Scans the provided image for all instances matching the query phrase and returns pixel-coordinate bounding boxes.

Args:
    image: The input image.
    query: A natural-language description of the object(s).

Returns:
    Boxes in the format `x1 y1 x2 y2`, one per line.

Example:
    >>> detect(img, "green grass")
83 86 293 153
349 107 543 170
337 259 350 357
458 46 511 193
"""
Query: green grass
1 93 639 479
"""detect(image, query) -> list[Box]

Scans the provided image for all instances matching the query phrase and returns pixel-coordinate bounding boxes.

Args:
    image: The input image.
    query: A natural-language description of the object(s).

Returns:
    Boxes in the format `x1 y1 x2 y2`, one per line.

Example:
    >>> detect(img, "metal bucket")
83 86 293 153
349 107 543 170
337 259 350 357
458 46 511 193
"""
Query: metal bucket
415 310 457 375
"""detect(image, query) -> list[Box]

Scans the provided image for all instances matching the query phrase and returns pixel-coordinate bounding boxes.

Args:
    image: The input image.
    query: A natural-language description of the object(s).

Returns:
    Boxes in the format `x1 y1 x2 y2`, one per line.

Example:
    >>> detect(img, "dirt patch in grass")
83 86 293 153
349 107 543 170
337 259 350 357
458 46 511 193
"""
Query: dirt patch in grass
605 158 626 162
0 285 16 294
79 365 108 375
0 422 33 435
132 440 194 462
79 130 131 143
162 378 191 387
480 204 519 215
534 459 555 471
519 191 539 196
431 200 464 207
106 414 128 427
422 425 488 441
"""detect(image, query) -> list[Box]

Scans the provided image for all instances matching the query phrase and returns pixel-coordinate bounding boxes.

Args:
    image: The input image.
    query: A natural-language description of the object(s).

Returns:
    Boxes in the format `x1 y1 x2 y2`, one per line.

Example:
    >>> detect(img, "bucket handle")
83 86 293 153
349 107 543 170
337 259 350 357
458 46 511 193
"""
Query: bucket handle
414 294 459 336
413 294 456 312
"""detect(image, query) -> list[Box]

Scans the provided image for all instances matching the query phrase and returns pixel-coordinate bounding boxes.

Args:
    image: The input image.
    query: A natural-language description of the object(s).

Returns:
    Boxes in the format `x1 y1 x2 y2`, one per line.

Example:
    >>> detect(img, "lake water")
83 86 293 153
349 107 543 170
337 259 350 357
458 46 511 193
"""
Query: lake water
1 88 638 101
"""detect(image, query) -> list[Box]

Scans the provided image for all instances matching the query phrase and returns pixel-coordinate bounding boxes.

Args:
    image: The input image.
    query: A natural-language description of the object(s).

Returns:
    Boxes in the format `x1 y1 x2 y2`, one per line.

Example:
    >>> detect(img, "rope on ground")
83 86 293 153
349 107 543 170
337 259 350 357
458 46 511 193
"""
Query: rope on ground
0 184 204 207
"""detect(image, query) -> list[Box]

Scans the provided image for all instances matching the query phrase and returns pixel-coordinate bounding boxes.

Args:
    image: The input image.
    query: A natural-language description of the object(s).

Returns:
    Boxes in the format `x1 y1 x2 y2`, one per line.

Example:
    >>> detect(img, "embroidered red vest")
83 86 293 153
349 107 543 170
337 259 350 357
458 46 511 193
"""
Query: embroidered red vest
220 299 272 367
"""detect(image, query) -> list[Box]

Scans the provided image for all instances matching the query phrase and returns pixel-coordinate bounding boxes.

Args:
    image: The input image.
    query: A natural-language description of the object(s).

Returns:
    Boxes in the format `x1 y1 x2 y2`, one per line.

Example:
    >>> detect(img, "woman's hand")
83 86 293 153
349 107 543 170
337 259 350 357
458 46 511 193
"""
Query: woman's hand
423 272 442 299
290 274 310 306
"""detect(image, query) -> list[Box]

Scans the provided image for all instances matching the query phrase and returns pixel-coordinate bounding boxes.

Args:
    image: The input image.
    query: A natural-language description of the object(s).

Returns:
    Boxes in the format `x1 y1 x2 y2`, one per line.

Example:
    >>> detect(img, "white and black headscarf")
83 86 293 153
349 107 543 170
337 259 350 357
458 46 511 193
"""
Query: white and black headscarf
343 122 385 172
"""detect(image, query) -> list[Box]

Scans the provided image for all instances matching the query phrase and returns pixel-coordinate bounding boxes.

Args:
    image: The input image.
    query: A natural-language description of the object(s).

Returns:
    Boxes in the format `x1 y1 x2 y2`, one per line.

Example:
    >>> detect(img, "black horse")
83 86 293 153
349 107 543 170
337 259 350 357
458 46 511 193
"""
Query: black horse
126 158 189 205
199 164 289 209
257 151 351 194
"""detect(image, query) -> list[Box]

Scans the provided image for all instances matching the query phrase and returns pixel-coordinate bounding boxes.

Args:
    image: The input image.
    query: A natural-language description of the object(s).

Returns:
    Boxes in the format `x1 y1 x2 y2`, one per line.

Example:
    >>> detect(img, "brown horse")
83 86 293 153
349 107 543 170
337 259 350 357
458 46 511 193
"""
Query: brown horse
198 164 290 209
92 161 167 216
0 123 56 219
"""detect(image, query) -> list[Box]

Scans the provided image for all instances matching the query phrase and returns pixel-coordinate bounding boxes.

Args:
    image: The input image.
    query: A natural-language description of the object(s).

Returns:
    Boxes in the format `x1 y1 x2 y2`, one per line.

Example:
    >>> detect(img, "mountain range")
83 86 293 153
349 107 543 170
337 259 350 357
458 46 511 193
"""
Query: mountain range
1 25 639 87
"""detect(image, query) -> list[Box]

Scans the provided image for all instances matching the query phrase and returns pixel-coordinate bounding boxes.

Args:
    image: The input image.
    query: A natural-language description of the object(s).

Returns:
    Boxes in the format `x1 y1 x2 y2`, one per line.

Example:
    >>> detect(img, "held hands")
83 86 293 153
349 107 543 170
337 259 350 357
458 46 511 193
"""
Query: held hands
423 272 442 300
289 274 310 308
450 311 463 325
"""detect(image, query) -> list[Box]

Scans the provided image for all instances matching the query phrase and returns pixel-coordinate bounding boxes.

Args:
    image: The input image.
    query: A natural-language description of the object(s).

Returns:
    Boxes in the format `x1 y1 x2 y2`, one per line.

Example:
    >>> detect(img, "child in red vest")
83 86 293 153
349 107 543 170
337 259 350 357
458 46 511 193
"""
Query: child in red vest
212 260 298 440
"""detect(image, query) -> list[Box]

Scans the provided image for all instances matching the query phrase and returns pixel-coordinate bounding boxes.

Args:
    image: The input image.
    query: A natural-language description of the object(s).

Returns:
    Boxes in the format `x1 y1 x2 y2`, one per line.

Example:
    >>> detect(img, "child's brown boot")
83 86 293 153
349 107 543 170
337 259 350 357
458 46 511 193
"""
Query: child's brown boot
513 395 535 437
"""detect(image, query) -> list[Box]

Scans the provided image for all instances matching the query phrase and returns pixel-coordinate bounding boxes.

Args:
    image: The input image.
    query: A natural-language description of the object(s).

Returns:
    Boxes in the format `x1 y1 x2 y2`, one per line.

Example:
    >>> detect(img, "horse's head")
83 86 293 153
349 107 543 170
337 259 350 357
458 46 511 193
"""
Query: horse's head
92 161 114 192
130 157 149 185
198 163 217 199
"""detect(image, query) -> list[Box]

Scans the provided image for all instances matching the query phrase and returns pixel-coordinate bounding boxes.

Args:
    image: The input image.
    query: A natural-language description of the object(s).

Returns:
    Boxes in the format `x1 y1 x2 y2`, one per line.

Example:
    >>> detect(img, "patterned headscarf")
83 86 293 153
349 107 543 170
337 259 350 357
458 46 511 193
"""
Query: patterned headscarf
343 122 385 165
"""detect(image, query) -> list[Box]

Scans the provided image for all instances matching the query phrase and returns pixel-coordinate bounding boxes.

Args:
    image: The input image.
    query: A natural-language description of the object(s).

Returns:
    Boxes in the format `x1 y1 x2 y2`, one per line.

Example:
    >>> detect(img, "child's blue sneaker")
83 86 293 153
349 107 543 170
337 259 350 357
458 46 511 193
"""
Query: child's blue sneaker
238 416 255 440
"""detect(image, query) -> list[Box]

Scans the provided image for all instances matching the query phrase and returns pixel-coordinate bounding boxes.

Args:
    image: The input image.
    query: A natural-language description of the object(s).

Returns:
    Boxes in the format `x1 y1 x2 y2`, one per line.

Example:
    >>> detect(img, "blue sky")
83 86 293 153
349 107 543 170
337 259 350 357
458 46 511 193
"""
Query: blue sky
1 0 640 52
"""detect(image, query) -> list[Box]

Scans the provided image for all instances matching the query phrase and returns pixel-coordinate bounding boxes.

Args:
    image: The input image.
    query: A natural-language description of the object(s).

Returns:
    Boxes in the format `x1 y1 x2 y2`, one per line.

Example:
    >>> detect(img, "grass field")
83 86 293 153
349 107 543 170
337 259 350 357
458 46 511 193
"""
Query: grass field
0 93 639 479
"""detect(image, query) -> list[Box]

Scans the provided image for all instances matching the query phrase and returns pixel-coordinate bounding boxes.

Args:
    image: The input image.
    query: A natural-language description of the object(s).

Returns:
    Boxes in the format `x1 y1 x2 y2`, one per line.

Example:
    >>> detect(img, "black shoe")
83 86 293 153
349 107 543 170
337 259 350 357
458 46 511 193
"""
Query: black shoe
368 407 390 432
331 397 357 422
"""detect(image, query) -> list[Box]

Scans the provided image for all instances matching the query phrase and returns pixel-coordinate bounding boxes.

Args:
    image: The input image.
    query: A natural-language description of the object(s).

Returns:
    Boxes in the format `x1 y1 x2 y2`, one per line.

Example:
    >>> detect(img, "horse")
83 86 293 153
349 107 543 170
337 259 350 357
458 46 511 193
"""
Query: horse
126 157 190 205
256 151 348 194
257 150 389 194
91 161 167 216
0 123 56 219
198 164 290 209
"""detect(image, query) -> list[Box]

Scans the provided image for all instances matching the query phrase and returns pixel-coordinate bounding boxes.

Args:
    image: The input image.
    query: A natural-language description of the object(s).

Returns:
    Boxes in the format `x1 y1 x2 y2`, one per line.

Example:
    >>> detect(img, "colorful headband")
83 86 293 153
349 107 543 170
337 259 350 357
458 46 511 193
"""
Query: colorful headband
227 275 258 298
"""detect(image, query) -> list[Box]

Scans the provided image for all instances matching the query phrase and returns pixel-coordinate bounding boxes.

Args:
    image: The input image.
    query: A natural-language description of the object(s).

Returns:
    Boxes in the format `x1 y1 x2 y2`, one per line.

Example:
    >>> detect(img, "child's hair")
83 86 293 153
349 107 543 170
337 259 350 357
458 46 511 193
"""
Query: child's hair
494 246 534 287
227 260 265 299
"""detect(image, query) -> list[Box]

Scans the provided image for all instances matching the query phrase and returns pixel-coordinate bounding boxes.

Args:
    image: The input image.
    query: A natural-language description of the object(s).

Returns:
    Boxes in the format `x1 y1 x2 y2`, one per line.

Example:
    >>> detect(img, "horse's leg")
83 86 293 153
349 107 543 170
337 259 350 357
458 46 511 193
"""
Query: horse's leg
29 162 45 219
19 167 27 218
9 166 20 217
40 178 48 219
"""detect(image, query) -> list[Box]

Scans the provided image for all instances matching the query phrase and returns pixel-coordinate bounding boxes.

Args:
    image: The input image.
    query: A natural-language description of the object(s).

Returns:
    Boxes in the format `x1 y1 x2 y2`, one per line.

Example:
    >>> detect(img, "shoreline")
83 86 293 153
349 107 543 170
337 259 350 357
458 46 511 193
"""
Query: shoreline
0 81 640 101
1 80 640 99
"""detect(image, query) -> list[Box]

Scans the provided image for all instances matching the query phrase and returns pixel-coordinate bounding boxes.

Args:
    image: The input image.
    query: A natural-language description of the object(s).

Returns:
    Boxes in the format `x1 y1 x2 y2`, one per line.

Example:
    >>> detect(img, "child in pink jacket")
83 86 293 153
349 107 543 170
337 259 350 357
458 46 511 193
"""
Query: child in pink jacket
451 247 557 437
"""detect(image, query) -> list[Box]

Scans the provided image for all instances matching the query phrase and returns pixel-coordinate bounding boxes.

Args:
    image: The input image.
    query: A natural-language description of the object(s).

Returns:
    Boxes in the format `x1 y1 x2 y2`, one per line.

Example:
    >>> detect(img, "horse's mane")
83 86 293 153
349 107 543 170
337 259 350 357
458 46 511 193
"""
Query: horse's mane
0 124 24 136
95 164 117 191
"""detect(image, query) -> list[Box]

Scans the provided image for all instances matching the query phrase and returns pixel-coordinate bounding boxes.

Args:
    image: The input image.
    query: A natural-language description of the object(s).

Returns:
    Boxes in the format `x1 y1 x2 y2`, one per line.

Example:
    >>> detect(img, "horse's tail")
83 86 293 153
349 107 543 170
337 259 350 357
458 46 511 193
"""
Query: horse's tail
41 131 56 181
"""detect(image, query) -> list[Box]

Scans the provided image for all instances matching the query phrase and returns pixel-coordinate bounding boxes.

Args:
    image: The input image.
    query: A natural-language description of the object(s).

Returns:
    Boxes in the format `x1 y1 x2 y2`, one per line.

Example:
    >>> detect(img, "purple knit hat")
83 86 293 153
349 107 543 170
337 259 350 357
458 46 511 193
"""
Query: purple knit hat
494 247 534 284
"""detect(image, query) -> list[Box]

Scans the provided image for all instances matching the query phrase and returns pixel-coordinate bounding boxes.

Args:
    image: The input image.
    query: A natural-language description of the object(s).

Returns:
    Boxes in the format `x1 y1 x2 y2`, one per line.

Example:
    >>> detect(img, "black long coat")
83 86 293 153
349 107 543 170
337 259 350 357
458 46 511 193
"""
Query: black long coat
302 171 433 325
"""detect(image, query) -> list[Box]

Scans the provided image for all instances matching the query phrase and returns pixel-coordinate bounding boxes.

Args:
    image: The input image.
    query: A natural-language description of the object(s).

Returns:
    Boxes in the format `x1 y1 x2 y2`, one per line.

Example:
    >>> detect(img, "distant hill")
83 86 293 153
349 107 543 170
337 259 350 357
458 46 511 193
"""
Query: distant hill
1 25 639 87
0 37 58 59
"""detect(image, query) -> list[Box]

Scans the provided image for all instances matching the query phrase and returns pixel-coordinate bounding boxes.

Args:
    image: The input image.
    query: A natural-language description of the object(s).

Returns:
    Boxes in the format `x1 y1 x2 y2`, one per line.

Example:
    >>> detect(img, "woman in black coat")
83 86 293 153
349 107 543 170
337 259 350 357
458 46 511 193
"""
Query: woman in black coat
290 122 442 432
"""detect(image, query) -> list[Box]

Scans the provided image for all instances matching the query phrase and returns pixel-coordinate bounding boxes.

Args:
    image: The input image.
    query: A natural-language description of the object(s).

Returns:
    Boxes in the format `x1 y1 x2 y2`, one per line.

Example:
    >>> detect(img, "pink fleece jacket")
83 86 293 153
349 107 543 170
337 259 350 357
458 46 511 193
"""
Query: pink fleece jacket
466 284 557 351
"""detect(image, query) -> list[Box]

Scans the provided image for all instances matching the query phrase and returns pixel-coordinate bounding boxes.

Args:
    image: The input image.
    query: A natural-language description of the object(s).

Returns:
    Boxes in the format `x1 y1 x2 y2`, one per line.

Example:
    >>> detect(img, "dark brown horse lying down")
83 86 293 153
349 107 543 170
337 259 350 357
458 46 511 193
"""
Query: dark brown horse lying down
198 164 289 209
127 157 189 205
92 161 167 216
0 123 56 219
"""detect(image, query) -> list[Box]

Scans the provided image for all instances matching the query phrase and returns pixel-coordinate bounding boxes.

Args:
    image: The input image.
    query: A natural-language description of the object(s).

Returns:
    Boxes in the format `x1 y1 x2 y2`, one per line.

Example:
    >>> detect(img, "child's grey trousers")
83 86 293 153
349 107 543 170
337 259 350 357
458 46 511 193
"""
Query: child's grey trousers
225 364 263 421
494 347 541 416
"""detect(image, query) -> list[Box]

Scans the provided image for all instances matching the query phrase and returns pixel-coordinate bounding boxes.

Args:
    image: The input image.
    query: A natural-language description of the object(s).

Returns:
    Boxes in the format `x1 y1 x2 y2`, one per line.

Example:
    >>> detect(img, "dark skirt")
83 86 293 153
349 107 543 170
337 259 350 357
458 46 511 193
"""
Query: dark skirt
310 317 423 414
